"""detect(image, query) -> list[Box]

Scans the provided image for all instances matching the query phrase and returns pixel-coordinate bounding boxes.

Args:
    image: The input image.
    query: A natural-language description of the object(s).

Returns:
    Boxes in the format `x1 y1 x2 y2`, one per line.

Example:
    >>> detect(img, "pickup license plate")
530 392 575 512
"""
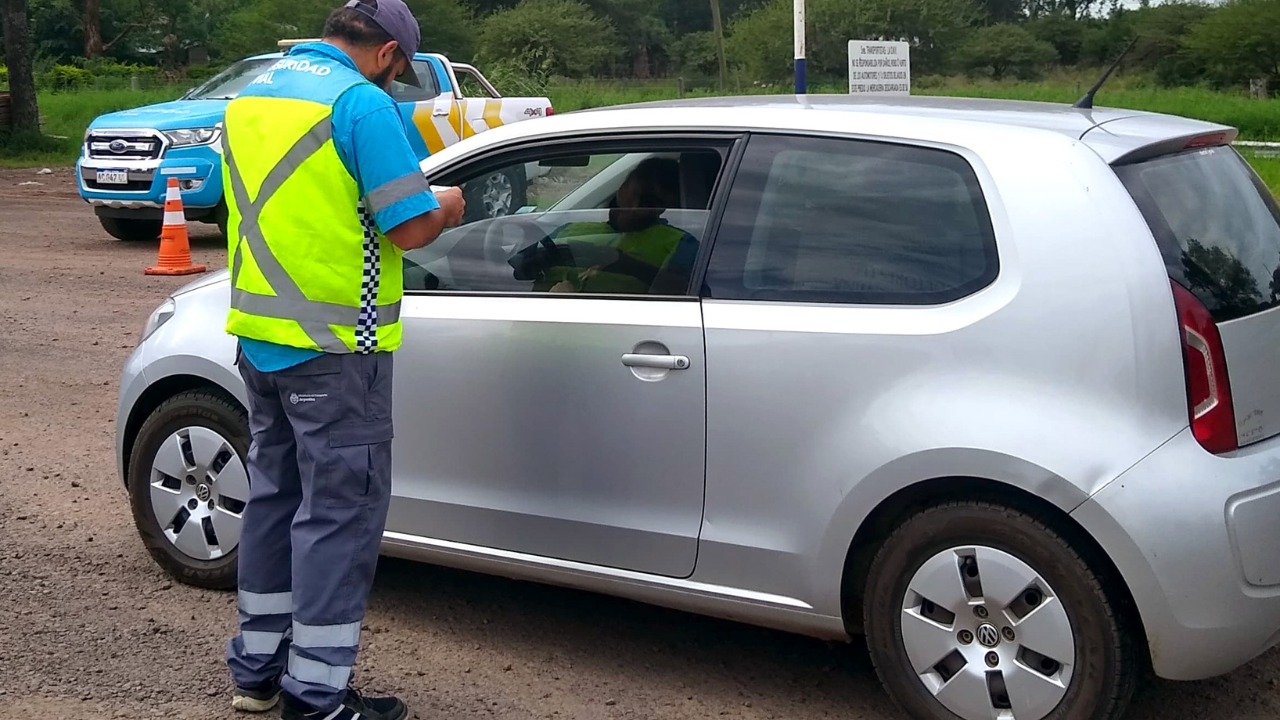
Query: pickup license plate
95 170 129 185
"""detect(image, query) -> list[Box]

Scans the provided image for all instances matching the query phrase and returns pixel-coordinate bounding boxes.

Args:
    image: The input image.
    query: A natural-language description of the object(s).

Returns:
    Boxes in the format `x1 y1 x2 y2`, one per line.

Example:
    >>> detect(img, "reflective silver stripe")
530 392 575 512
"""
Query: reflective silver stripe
241 630 286 655
223 119 348 353
364 172 432 215
288 649 352 690
239 590 292 616
231 290 401 328
292 620 361 649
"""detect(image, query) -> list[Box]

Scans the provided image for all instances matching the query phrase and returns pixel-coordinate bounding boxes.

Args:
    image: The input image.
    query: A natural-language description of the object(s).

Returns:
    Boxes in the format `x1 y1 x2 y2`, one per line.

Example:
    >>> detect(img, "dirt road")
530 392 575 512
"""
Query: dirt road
1 167 1278 720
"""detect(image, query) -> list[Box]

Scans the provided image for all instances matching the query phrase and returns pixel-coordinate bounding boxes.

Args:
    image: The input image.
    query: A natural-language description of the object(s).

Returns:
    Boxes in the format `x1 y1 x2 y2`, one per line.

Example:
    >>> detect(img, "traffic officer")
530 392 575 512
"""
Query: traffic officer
220 2 464 719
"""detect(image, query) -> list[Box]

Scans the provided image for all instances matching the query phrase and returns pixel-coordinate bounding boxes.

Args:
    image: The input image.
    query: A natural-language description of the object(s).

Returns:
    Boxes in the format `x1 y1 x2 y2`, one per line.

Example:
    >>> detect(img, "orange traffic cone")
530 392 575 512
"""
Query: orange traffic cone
146 178 207 276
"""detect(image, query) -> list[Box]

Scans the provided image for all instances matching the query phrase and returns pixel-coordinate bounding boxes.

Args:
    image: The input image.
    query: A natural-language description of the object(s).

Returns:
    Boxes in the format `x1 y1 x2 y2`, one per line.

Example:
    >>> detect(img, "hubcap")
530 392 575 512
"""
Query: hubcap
482 173 514 217
148 426 248 561
901 546 1075 720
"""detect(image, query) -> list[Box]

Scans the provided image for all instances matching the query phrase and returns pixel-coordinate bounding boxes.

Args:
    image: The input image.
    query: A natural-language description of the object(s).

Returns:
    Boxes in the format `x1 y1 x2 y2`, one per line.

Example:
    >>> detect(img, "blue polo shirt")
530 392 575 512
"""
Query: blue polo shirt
236 42 439 372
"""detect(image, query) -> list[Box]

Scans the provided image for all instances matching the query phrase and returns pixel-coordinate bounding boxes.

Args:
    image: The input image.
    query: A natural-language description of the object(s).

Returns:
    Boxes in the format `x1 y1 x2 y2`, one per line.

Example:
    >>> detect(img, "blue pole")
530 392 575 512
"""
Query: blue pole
794 0 806 94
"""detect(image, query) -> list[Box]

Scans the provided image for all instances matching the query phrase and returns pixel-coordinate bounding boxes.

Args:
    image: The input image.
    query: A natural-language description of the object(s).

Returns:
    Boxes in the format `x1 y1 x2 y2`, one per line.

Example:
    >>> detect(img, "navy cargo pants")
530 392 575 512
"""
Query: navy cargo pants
227 350 394 712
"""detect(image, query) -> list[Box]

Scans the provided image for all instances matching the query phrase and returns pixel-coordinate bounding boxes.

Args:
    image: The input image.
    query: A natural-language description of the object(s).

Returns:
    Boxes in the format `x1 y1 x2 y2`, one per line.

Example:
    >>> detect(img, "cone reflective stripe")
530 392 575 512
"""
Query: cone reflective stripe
146 178 207 276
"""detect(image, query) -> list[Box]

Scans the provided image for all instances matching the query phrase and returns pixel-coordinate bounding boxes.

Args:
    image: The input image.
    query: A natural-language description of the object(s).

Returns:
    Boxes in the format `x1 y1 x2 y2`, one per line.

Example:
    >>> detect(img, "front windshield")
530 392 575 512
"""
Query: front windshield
187 58 277 100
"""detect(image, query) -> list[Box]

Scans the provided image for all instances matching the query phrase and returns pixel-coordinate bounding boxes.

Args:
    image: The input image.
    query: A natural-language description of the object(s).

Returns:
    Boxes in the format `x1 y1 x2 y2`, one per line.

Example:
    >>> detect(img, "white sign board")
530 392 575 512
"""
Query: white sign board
849 40 911 95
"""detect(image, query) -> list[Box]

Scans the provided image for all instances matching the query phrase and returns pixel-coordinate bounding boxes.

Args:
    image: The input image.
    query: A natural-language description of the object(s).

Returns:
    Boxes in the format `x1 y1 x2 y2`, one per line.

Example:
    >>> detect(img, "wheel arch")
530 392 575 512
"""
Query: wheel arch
121 373 246 486
838 476 1150 669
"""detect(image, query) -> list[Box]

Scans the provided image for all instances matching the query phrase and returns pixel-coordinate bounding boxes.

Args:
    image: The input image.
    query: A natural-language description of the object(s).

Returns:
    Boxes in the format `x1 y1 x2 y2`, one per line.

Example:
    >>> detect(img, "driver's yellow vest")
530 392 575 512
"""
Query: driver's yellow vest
222 82 403 354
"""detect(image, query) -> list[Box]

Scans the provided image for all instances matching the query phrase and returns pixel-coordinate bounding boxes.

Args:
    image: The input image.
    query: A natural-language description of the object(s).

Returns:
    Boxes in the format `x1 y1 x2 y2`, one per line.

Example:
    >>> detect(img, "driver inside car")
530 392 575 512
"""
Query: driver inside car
517 157 700 295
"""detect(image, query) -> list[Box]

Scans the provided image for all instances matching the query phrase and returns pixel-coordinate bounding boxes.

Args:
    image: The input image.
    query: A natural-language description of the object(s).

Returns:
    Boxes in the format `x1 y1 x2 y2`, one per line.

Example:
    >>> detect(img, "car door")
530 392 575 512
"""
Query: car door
389 136 739 578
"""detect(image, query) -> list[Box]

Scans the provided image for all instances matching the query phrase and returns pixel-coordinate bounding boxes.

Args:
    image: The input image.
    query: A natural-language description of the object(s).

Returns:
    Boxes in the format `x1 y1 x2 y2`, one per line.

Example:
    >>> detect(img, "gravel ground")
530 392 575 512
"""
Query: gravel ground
2 167 1279 720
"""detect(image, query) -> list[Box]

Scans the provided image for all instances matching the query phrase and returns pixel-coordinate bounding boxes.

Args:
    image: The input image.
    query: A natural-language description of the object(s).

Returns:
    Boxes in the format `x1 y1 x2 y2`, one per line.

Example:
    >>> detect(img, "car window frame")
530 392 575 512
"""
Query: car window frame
409 132 749 300
388 60 443 103
698 132 1001 307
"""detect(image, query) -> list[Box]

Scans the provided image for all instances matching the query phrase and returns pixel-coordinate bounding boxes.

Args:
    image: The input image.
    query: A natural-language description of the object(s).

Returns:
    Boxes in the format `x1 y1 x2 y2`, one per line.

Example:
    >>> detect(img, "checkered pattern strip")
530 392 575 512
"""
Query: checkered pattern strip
356 203 379 354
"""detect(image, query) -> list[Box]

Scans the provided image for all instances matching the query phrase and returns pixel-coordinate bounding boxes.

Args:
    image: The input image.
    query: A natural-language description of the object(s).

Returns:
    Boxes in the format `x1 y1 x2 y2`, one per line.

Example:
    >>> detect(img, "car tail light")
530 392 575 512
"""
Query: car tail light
1171 281 1237 454
1184 132 1229 149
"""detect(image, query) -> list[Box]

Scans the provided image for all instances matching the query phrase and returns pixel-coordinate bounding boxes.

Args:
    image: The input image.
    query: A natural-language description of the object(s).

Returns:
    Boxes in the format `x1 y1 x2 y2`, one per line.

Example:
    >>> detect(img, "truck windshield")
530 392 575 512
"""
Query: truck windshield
186 59 277 100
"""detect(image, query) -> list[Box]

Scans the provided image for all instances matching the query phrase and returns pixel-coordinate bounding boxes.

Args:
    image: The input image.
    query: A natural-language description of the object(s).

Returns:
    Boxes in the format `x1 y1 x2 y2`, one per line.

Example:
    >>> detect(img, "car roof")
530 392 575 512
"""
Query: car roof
244 51 437 62
583 95 1234 164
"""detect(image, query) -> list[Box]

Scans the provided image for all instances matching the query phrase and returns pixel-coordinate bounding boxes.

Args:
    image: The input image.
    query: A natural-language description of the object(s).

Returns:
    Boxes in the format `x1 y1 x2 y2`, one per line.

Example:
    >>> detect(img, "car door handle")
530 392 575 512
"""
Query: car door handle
622 354 690 370
433 107 450 117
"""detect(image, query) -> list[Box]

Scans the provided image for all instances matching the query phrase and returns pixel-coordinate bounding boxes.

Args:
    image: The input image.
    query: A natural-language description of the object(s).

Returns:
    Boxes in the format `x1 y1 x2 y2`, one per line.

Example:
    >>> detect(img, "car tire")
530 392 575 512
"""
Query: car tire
127 388 250 590
864 501 1137 720
215 198 229 239
99 216 162 242
466 165 528 222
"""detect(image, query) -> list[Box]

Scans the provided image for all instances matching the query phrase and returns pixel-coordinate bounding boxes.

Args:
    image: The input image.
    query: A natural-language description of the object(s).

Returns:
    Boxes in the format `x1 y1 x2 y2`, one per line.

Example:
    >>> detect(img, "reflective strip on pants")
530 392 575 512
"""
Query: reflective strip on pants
241 630 287 656
288 649 353 691
239 590 292 616
293 620 361 650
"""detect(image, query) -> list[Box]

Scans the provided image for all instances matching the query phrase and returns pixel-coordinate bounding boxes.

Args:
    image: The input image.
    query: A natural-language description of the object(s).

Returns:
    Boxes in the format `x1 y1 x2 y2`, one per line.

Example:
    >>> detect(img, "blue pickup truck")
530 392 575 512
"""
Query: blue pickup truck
78 46 553 241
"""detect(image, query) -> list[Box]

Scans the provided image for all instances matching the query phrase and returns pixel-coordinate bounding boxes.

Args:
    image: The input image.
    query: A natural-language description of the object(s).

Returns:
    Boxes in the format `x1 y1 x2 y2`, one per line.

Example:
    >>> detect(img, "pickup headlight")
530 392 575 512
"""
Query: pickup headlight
140 298 176 344
163 127 221 147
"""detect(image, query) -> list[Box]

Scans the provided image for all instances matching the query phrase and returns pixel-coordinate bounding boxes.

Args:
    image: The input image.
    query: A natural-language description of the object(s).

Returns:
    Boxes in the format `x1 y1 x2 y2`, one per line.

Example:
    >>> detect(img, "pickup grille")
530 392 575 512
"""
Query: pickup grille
85 131 165 161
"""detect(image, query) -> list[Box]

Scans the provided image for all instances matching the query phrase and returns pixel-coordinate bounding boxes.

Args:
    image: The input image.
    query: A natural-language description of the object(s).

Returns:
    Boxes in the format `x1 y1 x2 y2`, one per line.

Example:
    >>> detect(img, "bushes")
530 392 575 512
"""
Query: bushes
957 24 1058 80
36 58 165 91
477 0 619 79
0 129 66 160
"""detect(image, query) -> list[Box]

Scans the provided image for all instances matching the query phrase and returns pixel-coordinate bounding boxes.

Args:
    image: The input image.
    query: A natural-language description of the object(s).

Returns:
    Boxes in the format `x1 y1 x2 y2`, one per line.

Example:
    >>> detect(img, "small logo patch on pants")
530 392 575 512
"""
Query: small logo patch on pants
289 393 329 405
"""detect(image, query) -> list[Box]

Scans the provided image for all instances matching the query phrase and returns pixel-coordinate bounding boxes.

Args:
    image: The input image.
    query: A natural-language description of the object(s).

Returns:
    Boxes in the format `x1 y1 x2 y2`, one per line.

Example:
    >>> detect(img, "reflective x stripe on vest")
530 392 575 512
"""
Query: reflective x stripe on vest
223 120 401 353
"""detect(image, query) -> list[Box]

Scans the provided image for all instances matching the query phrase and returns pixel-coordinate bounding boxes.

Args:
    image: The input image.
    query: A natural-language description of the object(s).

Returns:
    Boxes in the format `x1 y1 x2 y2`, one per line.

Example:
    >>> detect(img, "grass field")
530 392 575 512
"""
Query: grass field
0 88 184 168
3 79 1277 196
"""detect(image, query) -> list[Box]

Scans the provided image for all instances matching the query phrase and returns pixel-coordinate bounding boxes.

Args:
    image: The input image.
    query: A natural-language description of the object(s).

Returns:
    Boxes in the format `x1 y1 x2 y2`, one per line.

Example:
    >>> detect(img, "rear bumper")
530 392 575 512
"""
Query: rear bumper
1072 428 1280 680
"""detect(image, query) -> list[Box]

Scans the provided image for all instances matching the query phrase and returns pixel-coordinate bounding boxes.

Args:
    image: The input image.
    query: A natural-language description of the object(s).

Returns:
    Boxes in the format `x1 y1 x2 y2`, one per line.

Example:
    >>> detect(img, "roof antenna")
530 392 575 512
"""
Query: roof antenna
1074 35 1140 109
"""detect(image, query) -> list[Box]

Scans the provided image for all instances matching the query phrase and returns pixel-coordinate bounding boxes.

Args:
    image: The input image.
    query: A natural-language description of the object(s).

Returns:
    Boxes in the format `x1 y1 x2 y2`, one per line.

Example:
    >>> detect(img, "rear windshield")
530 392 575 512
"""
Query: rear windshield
1116 146 1280 322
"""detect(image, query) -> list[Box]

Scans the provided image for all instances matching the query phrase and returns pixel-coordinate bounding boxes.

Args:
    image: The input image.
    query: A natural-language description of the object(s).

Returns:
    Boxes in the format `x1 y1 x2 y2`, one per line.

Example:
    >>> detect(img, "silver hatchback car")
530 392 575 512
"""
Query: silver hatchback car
118 96 1280 720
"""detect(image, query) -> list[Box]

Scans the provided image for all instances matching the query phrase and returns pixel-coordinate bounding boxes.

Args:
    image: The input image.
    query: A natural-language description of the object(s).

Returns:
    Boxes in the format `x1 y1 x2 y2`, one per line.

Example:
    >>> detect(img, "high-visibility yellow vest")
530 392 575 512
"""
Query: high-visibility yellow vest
538 221 689 294
222 75 403 354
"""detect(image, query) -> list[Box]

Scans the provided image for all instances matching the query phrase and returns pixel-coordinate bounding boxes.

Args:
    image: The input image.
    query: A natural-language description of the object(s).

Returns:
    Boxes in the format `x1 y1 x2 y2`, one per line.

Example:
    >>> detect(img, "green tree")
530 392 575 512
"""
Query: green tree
1027 13 1084 64
727 0 979 82
477 0 617 79
1184 0 1280 88
215 0 331 59
957 23 1056 79
405 0 477 60
1129 2 1211 86
2 0 41 131
583 0 670 77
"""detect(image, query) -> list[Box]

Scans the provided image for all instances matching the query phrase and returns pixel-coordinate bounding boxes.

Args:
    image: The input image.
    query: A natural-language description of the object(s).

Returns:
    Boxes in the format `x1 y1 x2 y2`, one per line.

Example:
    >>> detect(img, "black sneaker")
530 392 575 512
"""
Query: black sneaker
281 687 408 720
231 681 282 712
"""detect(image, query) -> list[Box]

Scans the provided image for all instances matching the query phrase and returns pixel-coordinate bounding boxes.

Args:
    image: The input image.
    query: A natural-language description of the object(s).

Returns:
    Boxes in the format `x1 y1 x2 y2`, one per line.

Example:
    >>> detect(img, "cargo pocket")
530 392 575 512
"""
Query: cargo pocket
324 418 394 508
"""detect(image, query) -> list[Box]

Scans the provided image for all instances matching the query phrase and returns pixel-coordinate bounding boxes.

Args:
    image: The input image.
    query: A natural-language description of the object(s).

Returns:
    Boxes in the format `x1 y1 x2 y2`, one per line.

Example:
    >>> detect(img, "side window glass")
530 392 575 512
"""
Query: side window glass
403 148 724 296
455 69 494 99
704 135 999 305
388 61 442 103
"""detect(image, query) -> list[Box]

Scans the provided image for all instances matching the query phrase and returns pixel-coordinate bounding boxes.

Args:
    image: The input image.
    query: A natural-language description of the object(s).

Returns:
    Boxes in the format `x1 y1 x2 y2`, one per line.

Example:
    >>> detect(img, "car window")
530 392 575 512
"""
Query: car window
388 61 442 103
404 146 726 296
455 68 495 99
1116 146 1280 322
703 134 999 305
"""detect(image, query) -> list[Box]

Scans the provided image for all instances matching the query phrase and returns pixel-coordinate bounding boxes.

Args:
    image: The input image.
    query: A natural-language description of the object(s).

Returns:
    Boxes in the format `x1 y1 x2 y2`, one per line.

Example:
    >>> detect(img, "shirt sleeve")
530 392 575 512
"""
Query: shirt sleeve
333 84 440 234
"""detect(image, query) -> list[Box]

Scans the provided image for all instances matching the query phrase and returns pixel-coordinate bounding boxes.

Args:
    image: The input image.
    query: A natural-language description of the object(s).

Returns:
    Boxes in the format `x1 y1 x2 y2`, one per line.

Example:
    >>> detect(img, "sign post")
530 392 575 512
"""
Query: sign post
794 0 806 94
848 40 911 96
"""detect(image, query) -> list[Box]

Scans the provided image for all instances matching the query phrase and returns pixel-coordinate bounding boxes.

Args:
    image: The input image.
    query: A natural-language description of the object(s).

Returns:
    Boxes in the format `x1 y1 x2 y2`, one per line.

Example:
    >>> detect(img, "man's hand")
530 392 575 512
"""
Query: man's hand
385 185 467 252
434 186 466 228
